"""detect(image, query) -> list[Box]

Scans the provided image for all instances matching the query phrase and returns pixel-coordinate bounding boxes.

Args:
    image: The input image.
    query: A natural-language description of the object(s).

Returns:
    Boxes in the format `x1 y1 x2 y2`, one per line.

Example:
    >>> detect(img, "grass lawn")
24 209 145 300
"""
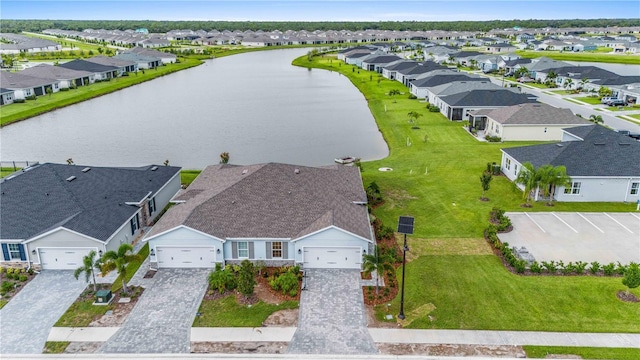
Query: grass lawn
55 295 114 327
608 105 640 112
626 114 640 121
0 299 7 309
0 167 20 178
43 342 70 354
575 96 602 105
1 58 202 127
523 346 640 360
111 243 149 293
520 82 548 89
181 170 202 187
193 295 298 327
376 254 640 332
516 50 640 65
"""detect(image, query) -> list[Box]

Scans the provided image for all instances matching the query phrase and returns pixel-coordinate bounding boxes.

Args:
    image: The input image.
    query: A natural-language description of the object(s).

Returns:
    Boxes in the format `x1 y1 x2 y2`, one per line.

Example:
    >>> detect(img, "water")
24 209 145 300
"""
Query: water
0 49 388 169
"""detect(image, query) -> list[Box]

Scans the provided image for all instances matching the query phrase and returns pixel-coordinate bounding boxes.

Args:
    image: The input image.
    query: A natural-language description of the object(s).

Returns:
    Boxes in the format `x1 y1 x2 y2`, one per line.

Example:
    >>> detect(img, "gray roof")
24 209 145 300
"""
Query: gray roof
411 74 485 88
430 81 499 96
0 71 56 90
115 53 158 63
383 60 419 71
502 125 640 177
0 163 181 241
440 89 538 107
397 61 447 76
148 163 372 241
84 55 136 67
484 103 592 125
362 55 403 64
126 47 176 59
58 59 118 73
19 64 93 81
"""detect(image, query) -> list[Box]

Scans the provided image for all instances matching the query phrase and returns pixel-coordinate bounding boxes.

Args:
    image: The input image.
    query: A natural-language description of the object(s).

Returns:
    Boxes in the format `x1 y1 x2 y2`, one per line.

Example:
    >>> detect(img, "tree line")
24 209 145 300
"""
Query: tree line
2 19 639 34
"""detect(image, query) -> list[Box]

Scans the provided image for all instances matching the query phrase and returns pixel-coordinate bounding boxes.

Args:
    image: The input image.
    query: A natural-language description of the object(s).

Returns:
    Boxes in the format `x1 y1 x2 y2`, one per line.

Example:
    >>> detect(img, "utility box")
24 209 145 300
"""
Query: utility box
95 289 113 305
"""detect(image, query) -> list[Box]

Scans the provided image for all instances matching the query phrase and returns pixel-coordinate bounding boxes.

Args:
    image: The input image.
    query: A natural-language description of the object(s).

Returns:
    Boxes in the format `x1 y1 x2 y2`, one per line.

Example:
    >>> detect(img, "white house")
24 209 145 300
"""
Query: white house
500 125 640 203
144 163 374 269
0 163 181 270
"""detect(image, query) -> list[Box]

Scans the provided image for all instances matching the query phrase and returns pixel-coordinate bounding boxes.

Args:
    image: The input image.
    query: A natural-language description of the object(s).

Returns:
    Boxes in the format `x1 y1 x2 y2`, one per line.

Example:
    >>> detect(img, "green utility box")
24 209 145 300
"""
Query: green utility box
95 289 113 305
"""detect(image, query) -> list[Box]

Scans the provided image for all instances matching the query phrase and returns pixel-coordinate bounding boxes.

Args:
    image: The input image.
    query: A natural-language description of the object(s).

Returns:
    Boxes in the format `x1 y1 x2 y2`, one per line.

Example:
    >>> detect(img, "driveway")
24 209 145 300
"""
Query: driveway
287 269 378 355
98 268 209 354
0 271 87 354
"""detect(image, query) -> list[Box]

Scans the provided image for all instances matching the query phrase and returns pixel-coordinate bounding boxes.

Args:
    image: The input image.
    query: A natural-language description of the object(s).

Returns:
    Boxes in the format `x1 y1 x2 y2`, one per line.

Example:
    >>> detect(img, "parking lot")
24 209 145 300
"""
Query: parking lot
498 212 640 264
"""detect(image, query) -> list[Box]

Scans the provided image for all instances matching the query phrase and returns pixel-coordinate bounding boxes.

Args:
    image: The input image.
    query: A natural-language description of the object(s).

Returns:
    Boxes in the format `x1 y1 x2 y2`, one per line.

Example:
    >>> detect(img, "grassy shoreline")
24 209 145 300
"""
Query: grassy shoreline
516 50 640 64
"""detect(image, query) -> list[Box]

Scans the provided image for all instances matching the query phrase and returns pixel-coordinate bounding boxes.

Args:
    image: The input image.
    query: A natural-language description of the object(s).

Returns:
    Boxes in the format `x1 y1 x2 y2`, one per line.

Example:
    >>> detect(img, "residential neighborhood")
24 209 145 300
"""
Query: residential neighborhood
1 14 640 360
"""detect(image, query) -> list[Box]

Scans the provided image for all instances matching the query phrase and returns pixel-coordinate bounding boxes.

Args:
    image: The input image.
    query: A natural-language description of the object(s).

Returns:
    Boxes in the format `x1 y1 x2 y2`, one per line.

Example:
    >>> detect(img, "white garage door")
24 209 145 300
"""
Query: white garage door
156 246 216 268
39 248 94 270
303 247 362 269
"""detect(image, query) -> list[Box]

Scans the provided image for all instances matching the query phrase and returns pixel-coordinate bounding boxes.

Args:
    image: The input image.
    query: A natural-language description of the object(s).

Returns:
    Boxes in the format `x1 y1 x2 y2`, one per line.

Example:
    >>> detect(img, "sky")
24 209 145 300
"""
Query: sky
1 0 638 22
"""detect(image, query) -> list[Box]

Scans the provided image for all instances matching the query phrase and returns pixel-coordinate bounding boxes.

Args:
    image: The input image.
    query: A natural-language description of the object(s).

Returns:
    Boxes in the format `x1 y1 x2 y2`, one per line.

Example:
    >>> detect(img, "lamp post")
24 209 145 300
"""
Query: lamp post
397 216 414 320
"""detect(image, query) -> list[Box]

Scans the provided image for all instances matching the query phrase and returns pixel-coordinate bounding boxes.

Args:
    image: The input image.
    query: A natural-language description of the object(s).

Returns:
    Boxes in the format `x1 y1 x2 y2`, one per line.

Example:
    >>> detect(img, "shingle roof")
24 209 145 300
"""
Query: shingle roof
0 71 56 89
502 125 640 177
484 103 592 125
0 163 181 241
84 55 136 67
440 89 538 107
58 59 119 73
148 163 372 241
430 80 499 96
19 64 93 81
411 74 485 88
362 55 403 64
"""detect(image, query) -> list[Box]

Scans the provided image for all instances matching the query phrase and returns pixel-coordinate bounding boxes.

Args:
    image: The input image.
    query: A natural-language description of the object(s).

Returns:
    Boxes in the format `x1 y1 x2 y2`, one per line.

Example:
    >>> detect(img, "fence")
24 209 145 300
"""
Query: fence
0 161 39 172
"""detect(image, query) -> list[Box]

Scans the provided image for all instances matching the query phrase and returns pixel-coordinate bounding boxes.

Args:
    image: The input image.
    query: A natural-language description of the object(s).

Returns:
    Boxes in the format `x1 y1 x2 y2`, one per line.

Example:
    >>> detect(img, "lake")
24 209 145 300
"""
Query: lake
0 49 389 169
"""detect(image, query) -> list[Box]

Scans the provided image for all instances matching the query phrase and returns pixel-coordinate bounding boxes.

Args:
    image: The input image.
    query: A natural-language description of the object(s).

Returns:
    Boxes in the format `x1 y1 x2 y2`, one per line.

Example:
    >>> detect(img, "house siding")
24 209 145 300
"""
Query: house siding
26 228 103 263
488 123 586 141
293 227 371 265
556 177 640 202
148 227 225 264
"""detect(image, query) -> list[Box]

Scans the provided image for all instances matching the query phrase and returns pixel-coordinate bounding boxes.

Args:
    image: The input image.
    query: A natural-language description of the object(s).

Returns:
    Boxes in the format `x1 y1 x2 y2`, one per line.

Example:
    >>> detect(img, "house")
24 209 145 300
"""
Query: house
58 59 120 80
114 52 160 69
84 55 138 74
0 71 59 99
0 163 181 270
0 88 14 105
500 125 640 203
516 33 535 42
18 63 94 88
125 47 177 64
138 38 170 48
427 80 501 108
395 61 447 86
479 103 592 141
361 54 403 73
144 163 374 269
409 73 485 99
486 43 517 53
381 60 419 80
437 88 538 121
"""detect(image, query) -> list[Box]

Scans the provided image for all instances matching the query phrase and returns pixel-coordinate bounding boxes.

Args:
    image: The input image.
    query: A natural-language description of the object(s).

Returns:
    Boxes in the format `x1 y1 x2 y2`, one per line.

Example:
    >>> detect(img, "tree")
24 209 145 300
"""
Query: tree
598 86 612 99
407 111 423 124
219 152 230 164
622 262 640 295
469 59 477 70
388 89 401 103
563 78 573 90
546 166 571 206
362 246 394 295
589 114 604 124
74 250 100 292
46 87 53 98
514 162 539 206
578 77 589 91
100 243 142 295
237 259 256 297
97 47 104 54
480 172 492 200
515 67 529 79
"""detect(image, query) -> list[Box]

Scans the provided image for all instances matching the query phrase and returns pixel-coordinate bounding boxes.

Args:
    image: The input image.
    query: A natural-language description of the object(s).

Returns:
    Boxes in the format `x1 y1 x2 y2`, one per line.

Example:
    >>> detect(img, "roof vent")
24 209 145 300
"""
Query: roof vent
151 166 158 171
619 143 630 146
556 144 563 147
294 169 300 174
594 142 606 146
66 176 76 182
242 169 248 175
82 167 91 172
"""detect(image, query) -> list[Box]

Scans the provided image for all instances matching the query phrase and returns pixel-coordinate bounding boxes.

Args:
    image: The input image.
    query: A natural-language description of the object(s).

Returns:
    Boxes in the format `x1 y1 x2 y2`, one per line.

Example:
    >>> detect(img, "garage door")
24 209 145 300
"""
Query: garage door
38 248 94 270
156 246 216 268
303 247 362 269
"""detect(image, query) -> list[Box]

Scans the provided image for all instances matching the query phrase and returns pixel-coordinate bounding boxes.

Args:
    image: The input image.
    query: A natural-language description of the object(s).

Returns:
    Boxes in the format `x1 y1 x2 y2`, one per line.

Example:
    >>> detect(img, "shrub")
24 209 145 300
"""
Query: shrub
562 261 576 275
408 94 417 99
237 260 256 296
208 263 236 293
59 87 69 91
603 262 616 276
575 261 587 275
589 261 601 274
1 281 14 294
427 104 440 112
18 275 27 282
514 260 527 273
529 261 542 274
25 95 37 100
542 261 557 273
270 271 299 296
485 135 502 142
616 262 627 275
13 98 25 103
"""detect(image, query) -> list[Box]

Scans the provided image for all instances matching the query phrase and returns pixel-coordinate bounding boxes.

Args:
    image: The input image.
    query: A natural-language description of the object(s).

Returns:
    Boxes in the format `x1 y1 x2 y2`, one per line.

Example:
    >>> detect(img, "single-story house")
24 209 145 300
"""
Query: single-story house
138 38 171 48
395 61 447 86
58 59 120 81
144 163 374 269
114 52 160 70
0 88 15 105
0 163 181 270
19 63 94 88
84 55 138 74
0 71 59 99
500 125 640 203
409 73 485 99
126 47 177 64
361 54 403 73
479 103 592 141
486 43 517 53
438 88 538 121
381 60 419 80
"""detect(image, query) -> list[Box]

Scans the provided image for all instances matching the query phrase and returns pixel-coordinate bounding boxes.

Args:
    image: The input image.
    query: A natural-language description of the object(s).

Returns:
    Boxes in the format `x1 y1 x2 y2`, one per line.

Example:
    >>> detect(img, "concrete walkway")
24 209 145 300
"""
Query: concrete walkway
191 327 297 342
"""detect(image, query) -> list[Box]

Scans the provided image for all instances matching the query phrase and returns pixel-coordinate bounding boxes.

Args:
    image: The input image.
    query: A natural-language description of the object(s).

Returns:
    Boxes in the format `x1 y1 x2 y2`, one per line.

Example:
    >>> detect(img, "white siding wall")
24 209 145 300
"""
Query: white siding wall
500 152 520 182
26 228 103 258
488 122 582 141
293 227 371 264
556 177 640 202
106 212 142 252
148 227 224 263
151 171 181 221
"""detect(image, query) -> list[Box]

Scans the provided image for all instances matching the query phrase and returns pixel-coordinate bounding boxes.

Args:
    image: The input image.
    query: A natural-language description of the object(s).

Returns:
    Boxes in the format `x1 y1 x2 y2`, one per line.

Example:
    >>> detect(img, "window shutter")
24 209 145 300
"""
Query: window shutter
18 244 26 261
1 244 9 261
266 242 272 259
232 242 238 259
249 242 254 259
282 242 288 259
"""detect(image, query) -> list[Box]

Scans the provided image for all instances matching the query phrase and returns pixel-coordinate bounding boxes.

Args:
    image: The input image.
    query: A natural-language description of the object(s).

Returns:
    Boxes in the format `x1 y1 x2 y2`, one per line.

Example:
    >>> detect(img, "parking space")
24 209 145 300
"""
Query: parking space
498 212 640 264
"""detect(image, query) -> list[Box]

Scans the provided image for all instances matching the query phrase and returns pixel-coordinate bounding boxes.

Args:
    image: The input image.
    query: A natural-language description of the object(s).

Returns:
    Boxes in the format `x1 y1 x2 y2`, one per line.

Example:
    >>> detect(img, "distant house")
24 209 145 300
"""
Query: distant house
20 63 94 88
486 43 516 53
58 59 120 80
478 103 592 141
144 163 374 269
84 55 138 74
115 52 160 69
125 47 177 64
0 163 181 270
501 125 640 203
437 88 538 121
0 88 14 105
360 54 403 73
138 38 170 48
409 72 485 99
395 61 447 86
381 60 419 80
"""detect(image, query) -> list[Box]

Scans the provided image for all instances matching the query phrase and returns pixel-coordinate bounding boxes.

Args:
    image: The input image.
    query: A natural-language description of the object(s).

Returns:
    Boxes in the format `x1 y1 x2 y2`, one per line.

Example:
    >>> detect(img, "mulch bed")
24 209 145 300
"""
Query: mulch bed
0 269 38 304
143 270 156 279
617 291 640 303
202 267 301 305
362 234 401 306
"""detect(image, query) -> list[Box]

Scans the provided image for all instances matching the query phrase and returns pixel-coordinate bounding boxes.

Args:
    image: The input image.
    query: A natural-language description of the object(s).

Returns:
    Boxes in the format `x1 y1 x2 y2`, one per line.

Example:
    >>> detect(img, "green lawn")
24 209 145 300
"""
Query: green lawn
55 295 114 327
608 105 640 112
1 167 19 178
0 299 7 309
181 170 202 187
626 114 640 121
575 96 602 105
111 243 149 293
193 295 298 327
43 342 70 354
523 346 640 360
1 58 202 126
376 255 640 332
516 50 640 65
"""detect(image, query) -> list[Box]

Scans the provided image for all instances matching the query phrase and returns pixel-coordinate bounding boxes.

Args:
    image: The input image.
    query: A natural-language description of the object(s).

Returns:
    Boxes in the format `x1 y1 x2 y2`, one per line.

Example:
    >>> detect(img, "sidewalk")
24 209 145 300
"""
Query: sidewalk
50 326 640 349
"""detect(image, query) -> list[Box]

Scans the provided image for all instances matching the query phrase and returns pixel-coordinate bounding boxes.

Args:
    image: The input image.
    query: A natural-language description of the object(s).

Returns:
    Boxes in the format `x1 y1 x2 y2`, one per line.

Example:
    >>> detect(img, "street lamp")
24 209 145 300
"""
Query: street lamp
397 215 414 320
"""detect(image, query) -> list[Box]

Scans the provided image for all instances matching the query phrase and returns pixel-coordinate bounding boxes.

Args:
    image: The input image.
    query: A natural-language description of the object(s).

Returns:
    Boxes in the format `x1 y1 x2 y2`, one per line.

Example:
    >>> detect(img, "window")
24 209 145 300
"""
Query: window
238 242 248 258
514 164 518 175
8 244 21 259
505 158 511 170
148 197 156 215
564 182 581 195
130 213 139 235
272 242 282 258
631 182 639 195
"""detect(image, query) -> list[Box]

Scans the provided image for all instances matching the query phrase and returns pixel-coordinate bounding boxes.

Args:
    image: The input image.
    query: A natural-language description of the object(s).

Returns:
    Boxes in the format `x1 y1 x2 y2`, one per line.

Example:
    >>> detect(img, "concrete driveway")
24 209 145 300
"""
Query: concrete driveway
499 212 640 264
97 268 208 354
0 271 87 354
287 269 378 355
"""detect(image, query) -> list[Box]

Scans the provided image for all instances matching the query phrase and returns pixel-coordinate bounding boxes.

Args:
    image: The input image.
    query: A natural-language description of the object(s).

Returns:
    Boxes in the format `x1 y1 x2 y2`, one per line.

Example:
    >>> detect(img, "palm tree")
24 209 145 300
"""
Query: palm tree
579 77 589 91
536 164 555 203
101 243 142 295
362 246 394 295
514 162 540 206
589 114 603 124
389 89 401 103
546 166 571 206
563 78 574 90
407 111 423 124
74 250 100 292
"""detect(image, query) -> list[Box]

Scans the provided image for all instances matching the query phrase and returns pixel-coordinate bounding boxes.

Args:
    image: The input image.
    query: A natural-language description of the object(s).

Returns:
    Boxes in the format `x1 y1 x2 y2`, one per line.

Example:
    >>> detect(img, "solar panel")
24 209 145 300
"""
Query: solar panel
397 216 414 234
